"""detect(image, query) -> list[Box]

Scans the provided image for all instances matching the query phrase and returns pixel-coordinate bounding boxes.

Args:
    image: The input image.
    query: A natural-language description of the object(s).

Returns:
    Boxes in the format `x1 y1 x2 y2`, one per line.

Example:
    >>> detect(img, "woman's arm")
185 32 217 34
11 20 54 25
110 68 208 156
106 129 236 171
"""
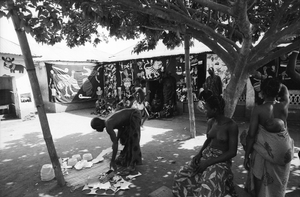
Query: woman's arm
278 83 290 106
193 121 239 174
105 122 118 171
244 106 259 170
286 49 300 83
198 119 214 154
191 119 213 169
192 119 214 164
204 122 239 166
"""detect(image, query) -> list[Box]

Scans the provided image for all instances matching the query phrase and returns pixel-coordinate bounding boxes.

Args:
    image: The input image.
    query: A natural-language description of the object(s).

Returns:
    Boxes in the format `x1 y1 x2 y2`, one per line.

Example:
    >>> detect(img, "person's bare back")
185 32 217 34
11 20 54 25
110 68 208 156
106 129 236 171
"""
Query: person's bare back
258 102 287 133
106 108 138 130
257 83 289 133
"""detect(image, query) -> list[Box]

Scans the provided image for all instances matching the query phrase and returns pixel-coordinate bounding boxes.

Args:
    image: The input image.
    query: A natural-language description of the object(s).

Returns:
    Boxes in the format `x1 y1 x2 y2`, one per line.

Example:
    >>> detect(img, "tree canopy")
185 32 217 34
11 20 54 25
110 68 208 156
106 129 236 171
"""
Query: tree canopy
1 1 299 61
1 0 300 116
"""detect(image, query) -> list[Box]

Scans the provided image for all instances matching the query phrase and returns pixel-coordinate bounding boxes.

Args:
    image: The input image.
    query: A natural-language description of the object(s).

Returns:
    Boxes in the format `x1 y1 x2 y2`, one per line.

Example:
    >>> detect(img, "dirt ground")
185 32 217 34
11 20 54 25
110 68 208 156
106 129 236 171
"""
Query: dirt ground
0 108 299 197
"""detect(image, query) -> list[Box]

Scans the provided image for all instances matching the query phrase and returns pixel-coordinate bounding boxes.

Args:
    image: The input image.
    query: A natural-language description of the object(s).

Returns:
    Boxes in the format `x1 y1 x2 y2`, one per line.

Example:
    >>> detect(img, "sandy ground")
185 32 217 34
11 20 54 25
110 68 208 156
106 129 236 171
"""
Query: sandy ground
0 108 299 197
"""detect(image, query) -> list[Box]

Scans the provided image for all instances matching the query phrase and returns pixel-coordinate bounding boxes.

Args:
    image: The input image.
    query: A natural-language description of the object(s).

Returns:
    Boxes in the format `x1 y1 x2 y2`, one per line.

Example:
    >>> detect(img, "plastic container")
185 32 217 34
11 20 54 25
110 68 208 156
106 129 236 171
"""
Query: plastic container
82 153 93 161
67 158 77 167
40 164 55 181
72 154 81 161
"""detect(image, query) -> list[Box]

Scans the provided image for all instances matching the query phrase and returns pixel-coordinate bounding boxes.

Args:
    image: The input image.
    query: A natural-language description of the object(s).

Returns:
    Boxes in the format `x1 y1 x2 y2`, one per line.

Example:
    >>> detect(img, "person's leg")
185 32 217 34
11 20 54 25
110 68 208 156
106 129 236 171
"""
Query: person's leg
173 162 198 197
253 176 262 196
141 108 149 126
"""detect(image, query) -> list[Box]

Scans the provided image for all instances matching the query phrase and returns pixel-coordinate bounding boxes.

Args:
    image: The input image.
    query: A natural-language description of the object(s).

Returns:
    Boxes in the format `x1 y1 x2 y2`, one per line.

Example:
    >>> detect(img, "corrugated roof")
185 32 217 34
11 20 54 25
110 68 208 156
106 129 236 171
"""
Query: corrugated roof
0 36 112 62
33 43 112 62
0 36 40 57
108 39 211 62
1 35 211 63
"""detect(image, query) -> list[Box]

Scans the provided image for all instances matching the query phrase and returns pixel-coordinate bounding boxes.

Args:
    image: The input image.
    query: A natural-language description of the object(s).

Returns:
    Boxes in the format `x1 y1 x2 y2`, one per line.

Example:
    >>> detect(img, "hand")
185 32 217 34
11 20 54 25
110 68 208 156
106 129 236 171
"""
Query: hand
192 159 208 176
110 160 117 171
244 156 250 171
191 153 202 167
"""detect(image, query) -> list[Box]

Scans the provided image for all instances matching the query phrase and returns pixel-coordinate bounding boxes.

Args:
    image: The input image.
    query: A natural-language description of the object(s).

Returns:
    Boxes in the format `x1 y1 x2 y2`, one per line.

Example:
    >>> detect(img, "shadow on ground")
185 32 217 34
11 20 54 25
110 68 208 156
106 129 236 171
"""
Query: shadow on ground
0 109 299 197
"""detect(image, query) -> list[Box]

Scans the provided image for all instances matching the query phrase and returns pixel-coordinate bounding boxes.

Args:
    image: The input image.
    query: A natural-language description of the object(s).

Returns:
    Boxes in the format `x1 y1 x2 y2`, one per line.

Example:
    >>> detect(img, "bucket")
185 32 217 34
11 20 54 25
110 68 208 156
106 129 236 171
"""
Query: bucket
67 158 77 167
40 164 55 181
72 154 81 161
82 153 93 161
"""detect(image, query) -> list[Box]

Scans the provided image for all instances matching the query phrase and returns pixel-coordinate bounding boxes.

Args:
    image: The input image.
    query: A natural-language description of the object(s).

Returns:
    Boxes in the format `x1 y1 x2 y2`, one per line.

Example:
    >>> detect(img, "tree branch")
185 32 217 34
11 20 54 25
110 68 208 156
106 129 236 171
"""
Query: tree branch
192 0 236 17
251 20 300 61
248 39 300 72
264 0 294 38
188 28 236 72
235 0 251 40
116 0 240 55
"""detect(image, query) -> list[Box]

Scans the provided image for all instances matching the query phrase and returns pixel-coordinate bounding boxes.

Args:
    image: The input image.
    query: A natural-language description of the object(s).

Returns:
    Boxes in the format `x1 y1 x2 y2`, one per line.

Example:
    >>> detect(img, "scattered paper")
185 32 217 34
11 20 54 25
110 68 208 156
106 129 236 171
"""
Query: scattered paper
126 172 142 180
92 148 112 164
86 188 98 195
87 177 100 188
99 181 111 190
91 156 104 164
82 185 90 191
169 160 176 164
118 180 132 190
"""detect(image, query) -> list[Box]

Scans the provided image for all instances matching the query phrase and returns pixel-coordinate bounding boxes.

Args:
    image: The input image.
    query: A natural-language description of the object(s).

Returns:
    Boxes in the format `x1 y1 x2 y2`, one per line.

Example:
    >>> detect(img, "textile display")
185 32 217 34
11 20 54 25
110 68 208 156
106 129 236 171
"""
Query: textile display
45 63 103 103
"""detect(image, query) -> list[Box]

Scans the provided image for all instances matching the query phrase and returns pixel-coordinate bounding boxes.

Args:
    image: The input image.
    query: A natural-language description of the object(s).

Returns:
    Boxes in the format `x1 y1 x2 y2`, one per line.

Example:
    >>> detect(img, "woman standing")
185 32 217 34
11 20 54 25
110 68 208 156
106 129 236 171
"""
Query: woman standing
173 95 239 197
242 78 294 197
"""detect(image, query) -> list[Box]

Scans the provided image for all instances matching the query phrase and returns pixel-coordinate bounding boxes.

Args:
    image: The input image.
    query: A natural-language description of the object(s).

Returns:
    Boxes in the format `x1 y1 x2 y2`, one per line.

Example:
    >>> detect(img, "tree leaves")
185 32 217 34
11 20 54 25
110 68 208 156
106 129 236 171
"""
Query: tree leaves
1 0 299 66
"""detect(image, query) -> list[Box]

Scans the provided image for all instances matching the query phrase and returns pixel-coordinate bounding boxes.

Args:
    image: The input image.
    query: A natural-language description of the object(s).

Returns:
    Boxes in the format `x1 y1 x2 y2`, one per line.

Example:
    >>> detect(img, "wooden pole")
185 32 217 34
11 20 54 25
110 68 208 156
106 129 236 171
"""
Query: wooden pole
8 2 65 186
184 34 196 138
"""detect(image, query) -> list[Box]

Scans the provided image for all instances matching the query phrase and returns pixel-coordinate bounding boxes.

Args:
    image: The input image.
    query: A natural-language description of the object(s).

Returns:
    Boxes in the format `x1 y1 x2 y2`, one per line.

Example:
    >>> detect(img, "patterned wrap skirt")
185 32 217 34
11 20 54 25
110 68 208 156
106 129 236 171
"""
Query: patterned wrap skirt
116 109 142 168
173 146 237 197
241 125 294 197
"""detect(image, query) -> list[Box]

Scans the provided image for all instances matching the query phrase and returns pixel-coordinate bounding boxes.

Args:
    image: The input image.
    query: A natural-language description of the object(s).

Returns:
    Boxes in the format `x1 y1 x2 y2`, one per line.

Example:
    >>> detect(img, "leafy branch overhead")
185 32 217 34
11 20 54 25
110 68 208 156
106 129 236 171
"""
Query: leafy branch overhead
1 0 300 117
1 1 299 50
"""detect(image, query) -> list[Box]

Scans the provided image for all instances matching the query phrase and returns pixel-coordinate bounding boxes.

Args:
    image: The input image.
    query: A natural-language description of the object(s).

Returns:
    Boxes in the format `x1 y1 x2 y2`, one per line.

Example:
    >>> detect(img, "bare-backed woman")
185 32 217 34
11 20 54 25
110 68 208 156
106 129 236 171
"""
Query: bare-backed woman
242 78 294 197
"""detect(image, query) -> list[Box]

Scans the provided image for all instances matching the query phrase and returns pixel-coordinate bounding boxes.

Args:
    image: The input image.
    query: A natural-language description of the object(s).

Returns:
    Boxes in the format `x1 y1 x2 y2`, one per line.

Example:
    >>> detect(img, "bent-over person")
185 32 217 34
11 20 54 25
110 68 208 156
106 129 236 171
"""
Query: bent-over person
91 108 142 173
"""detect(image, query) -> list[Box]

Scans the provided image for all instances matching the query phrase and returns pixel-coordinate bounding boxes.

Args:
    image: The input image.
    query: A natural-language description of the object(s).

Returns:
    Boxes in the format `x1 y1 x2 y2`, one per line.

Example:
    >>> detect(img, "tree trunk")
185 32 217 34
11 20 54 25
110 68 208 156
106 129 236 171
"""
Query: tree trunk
184 34 196 138
223 61 249 118
9 3 65 186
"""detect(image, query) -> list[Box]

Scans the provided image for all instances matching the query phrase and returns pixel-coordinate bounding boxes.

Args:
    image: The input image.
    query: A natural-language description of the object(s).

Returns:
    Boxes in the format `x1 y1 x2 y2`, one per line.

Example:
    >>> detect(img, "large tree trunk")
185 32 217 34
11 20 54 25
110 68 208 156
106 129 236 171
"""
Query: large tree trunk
9 1 65 186
184 35 196 138
223 60 250 118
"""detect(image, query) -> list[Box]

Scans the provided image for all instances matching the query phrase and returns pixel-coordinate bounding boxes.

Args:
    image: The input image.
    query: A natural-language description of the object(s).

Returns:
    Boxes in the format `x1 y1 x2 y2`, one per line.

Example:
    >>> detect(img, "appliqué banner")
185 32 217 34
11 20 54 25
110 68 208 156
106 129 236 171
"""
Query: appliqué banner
45 63 103 103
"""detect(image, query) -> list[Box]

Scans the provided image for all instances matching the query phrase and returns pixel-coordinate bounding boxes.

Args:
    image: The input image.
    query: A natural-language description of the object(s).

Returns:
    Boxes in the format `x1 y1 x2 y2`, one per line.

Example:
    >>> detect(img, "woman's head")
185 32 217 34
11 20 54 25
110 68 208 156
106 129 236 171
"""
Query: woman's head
260 78 281 98
205 95 225 117
90 117 105 132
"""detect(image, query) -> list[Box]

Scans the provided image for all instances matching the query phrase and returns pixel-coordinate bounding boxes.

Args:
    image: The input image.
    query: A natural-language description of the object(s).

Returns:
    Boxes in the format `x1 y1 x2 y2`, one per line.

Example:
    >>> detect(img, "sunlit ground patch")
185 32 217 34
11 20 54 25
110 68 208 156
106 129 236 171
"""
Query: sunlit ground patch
177 135 207 150
140 126 173 146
